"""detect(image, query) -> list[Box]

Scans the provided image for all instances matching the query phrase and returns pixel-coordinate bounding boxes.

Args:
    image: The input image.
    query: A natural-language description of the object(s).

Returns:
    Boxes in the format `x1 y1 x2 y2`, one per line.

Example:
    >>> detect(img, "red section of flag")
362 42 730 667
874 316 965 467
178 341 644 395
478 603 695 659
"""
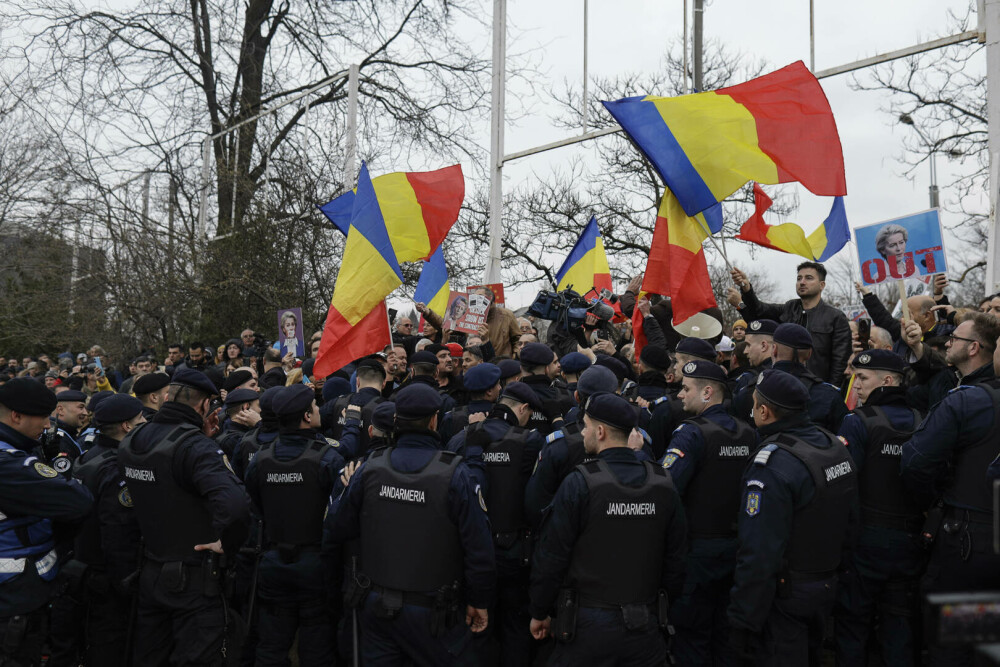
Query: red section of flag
735 183 780 251
314 302 392 378
405 165 465 259
593 272 613 293
631 306 648 364
642 216 717 326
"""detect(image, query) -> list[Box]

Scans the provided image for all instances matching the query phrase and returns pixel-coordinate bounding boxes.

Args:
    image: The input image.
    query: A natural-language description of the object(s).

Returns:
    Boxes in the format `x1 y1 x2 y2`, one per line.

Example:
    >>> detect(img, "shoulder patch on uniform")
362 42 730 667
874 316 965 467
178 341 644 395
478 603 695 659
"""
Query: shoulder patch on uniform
476 484 487 513
753 444 778 466
652 396 669 406
745 489 761 517
221 453 235 475
546 430 563 444
325 437 341 448
837 436 849 447
662 447 685 469
33 461 58 478
746 479 765 489
52 456 72 474
118 486 133 507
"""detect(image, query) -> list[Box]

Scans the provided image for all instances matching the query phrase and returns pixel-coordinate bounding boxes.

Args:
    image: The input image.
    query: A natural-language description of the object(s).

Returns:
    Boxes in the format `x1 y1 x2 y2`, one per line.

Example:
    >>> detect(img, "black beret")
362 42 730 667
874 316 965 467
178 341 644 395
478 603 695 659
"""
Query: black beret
594 355 628 384
86 391 115 415
497 359 522 380
258 386 282 421
56 390 87 403
463 363 501 392
409 351 440 367
93 394 143 426
584 392 638 432
222 369 254 393
639 345 672 371
681 359 727 384
322 376 352 402
747 319 779 336
171 367 219 397
773 323 813 350
501 381 542 412
225 388 260 406
853 349 906 375
425 343 447 356
271 384 314 419
577 365 619 397
676 337 717 361
520 342 555 367
395 383 443 419
0 378 57 415
371 401 396 432
559 352 591 375
133 372 170 396
755 369 809 411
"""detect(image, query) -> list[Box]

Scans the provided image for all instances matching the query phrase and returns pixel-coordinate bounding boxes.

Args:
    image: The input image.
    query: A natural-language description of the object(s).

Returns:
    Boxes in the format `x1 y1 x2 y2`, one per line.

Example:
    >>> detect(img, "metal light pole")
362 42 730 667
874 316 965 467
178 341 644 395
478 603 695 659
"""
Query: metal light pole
485 0 507 284
899 113 940 209
693 0 704 92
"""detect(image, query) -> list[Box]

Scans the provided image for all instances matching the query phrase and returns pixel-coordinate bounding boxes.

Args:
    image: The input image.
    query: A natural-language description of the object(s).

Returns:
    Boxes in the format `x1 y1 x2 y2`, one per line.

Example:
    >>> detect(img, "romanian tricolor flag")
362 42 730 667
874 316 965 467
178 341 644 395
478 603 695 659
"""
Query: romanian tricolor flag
737 183 850 262
314 163 405 377
602 61 846 217
317 164 464 262
413 245 450 317
555 216 613 293
642 190 722 325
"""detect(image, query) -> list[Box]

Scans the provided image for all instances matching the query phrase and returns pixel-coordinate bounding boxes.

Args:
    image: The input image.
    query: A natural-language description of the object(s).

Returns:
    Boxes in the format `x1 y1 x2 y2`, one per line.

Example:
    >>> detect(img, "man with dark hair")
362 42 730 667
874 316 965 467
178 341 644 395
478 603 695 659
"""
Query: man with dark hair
117 368 250 665
165 344 184 375
393 350 457 417
179 342 210 373
645 337 716 461
728 262 852 385
439 363 502 443
518 342 574 435
728 370 858 664
133 372 171 421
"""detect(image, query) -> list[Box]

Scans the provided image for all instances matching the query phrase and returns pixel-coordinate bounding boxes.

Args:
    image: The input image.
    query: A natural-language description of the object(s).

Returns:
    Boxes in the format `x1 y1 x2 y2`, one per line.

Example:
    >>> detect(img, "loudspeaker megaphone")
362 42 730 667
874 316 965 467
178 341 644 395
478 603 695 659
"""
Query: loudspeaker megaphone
671 312 723 339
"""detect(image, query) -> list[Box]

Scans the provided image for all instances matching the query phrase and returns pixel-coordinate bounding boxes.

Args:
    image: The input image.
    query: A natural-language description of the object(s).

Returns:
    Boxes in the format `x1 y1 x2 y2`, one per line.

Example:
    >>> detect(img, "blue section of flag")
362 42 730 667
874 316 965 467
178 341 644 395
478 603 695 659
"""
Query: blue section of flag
318 191 355 235
554 216 600 285
816 197 850 262
351 162 403 280
413 245 448 304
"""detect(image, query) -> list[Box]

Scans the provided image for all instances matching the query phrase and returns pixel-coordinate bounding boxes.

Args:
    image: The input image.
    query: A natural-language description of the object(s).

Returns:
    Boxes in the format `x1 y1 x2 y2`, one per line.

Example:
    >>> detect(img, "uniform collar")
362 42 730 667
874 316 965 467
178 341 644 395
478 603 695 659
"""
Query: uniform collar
394 430 443 450
596 446 638 462
521 374 552 386
152 401 205 428
861 385 908 408
0 421 40 452
962 362 995 385
637 371 668 388
757 411 812 439
488 403 521 427
54 418 79 439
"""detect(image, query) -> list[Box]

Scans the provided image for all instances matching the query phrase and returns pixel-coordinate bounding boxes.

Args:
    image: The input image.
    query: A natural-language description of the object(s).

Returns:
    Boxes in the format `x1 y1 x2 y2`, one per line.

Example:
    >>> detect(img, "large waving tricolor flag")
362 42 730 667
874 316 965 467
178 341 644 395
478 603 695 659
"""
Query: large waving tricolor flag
314 163 406 377
555 216 613 293
642 190 723 325
602 61 846 217
413 245 450 317
318 164 464 262
737 183 850 262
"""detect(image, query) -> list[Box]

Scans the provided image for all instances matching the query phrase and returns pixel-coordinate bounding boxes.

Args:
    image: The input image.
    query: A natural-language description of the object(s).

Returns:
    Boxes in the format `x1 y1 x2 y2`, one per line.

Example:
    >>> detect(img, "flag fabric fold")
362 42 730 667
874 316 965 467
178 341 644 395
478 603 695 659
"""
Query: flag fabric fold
603 61 846 216
737 183 850 262
317 164 464 262
413 245 450 316
555 216 614 293
641 190 720 325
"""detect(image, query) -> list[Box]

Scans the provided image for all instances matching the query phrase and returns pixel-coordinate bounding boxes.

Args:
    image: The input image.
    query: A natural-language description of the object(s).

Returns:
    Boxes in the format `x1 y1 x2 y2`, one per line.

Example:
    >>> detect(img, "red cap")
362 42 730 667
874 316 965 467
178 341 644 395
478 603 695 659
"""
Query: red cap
445 343 464 358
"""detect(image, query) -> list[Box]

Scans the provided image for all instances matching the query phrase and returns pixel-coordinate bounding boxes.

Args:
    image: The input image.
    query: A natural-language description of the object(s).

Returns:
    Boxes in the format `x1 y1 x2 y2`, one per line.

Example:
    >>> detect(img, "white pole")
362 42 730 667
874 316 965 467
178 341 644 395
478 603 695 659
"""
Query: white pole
345 64 360 189
485 0 507 284
582 0 588 133
810 0 816 71
683 0 689 93
986 0 1000 294
230 130 240 228
198 136 211 241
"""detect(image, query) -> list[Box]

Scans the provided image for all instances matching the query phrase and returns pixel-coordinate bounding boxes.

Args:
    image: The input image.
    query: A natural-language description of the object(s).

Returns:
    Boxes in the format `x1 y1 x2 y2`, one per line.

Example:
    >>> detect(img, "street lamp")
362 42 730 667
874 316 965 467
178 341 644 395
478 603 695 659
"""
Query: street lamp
899 113 940 209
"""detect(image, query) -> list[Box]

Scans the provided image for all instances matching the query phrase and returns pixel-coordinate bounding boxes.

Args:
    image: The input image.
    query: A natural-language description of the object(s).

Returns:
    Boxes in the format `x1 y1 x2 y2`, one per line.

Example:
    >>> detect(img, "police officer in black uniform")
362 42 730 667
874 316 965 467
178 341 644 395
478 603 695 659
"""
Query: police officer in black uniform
632 345 673 402
524 365 619 529
0 378 93 666
833 349 925 667
529 392 686 666
321 358 386 446
646 337 716 460
518 342 574 435
66 394 146 667
327 383 495 665
557 352 591 397
450 379 544 666
40 390 89 474
731 319 778 421
661 359 756 665
232 385 282 481
216 388 261 457
900 321 1000 666
118 367 250 666
770 323 848 432
391 350 457 416
133 372 171 422
728 369 858 665
439 362 503 444
245 384 344 666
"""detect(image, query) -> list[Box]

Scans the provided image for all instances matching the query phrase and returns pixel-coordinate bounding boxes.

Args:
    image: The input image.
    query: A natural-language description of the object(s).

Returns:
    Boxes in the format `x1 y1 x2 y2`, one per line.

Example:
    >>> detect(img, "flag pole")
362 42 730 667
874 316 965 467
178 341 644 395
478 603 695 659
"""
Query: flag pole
693 216 734 272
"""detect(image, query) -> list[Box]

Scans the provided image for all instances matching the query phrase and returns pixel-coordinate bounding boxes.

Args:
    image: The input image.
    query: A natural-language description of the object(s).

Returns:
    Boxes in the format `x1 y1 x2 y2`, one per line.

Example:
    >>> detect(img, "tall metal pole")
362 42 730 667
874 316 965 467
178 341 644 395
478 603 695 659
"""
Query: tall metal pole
141 171 151 231
344 64 360 189
484 0 506 284
929 151 940 209
986 0 1000 293
198 136 211 242
809 0 816 71
683 0 689 93
582 0 588 133
693 0 704 92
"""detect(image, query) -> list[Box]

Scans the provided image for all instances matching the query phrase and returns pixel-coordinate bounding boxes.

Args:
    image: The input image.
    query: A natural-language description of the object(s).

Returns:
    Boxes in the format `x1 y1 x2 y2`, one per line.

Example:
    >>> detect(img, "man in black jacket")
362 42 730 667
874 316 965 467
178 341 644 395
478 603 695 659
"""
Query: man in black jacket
727 262 851 386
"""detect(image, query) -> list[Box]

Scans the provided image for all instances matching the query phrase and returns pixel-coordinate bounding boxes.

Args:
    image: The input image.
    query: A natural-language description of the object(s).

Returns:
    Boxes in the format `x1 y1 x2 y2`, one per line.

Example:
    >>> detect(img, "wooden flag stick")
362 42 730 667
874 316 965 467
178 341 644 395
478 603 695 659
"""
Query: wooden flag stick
897 280 910 321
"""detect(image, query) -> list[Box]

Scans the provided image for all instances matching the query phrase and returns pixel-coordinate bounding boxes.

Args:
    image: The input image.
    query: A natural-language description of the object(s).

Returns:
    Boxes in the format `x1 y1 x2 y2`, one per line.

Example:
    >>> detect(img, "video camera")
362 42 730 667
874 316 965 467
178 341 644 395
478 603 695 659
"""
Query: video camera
527 287 619 347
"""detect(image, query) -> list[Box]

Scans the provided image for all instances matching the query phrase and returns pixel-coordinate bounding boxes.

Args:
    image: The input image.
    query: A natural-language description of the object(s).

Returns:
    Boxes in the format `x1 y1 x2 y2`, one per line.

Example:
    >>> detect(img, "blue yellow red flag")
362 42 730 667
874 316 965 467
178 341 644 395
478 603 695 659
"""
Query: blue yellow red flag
555 216 613 293
737 183 849 262
413 245 450 317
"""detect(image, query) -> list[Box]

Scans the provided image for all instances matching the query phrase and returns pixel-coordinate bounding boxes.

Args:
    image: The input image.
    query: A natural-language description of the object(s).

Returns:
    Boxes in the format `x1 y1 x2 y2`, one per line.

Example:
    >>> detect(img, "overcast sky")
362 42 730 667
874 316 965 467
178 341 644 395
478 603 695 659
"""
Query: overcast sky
490 0 983 305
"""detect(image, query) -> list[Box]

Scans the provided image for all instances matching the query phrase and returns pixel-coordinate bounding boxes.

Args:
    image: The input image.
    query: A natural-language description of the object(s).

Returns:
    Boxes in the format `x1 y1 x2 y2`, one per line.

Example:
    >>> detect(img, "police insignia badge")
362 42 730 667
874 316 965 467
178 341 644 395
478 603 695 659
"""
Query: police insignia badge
325 437 341 448
222 454 235 475
745 490 761 517
52 456 71 473
683 362 697 375
477 486 488 513
750 321 761 331
662 453 678 469
34 461 58 478
858 354 871 365
118 487 133 508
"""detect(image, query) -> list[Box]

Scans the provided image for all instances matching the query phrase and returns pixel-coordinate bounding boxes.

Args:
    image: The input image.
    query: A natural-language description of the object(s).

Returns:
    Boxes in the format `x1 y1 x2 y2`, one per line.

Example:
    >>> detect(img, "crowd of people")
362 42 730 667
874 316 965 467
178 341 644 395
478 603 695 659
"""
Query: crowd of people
2 259 1000 666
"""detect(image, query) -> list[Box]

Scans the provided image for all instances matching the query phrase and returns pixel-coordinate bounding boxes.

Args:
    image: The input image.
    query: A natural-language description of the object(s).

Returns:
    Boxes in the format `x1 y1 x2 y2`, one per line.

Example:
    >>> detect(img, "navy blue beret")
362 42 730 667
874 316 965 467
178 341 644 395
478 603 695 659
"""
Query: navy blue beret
501 381 542 412
171 367 219 397
594 355 628 384
55 390 87 403
322 376 352 402
222 369 254 393
463 363 501 393
853 349 905 375
755 369 809 411
773 323 813 350
639 345 672 372
395 383 443 419
519 342 555 367
559 352 592 375
584 392 638 432
676 337 717 361
409 351 440 367
497 359 522 380
86 390 115 415
747 319 779 336
93 394 143 426
577 365 619 398
133 372 170 396
225 388 260 406
371 401 396 432
272 384 314 418
258 386 282 421
681 359 727 384
0 378 57 415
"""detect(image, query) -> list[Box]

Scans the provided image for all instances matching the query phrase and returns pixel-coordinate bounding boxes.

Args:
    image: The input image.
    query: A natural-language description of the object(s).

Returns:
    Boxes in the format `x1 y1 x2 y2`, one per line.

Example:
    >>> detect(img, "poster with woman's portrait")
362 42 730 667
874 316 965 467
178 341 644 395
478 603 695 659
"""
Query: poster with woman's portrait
276 308 304 357
441 290 493 334
855 209 948 286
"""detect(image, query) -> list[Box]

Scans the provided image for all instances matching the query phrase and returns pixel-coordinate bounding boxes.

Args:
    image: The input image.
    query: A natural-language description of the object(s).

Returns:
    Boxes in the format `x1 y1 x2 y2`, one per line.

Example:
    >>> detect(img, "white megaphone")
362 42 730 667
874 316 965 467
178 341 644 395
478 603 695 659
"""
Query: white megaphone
671 312 722 340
